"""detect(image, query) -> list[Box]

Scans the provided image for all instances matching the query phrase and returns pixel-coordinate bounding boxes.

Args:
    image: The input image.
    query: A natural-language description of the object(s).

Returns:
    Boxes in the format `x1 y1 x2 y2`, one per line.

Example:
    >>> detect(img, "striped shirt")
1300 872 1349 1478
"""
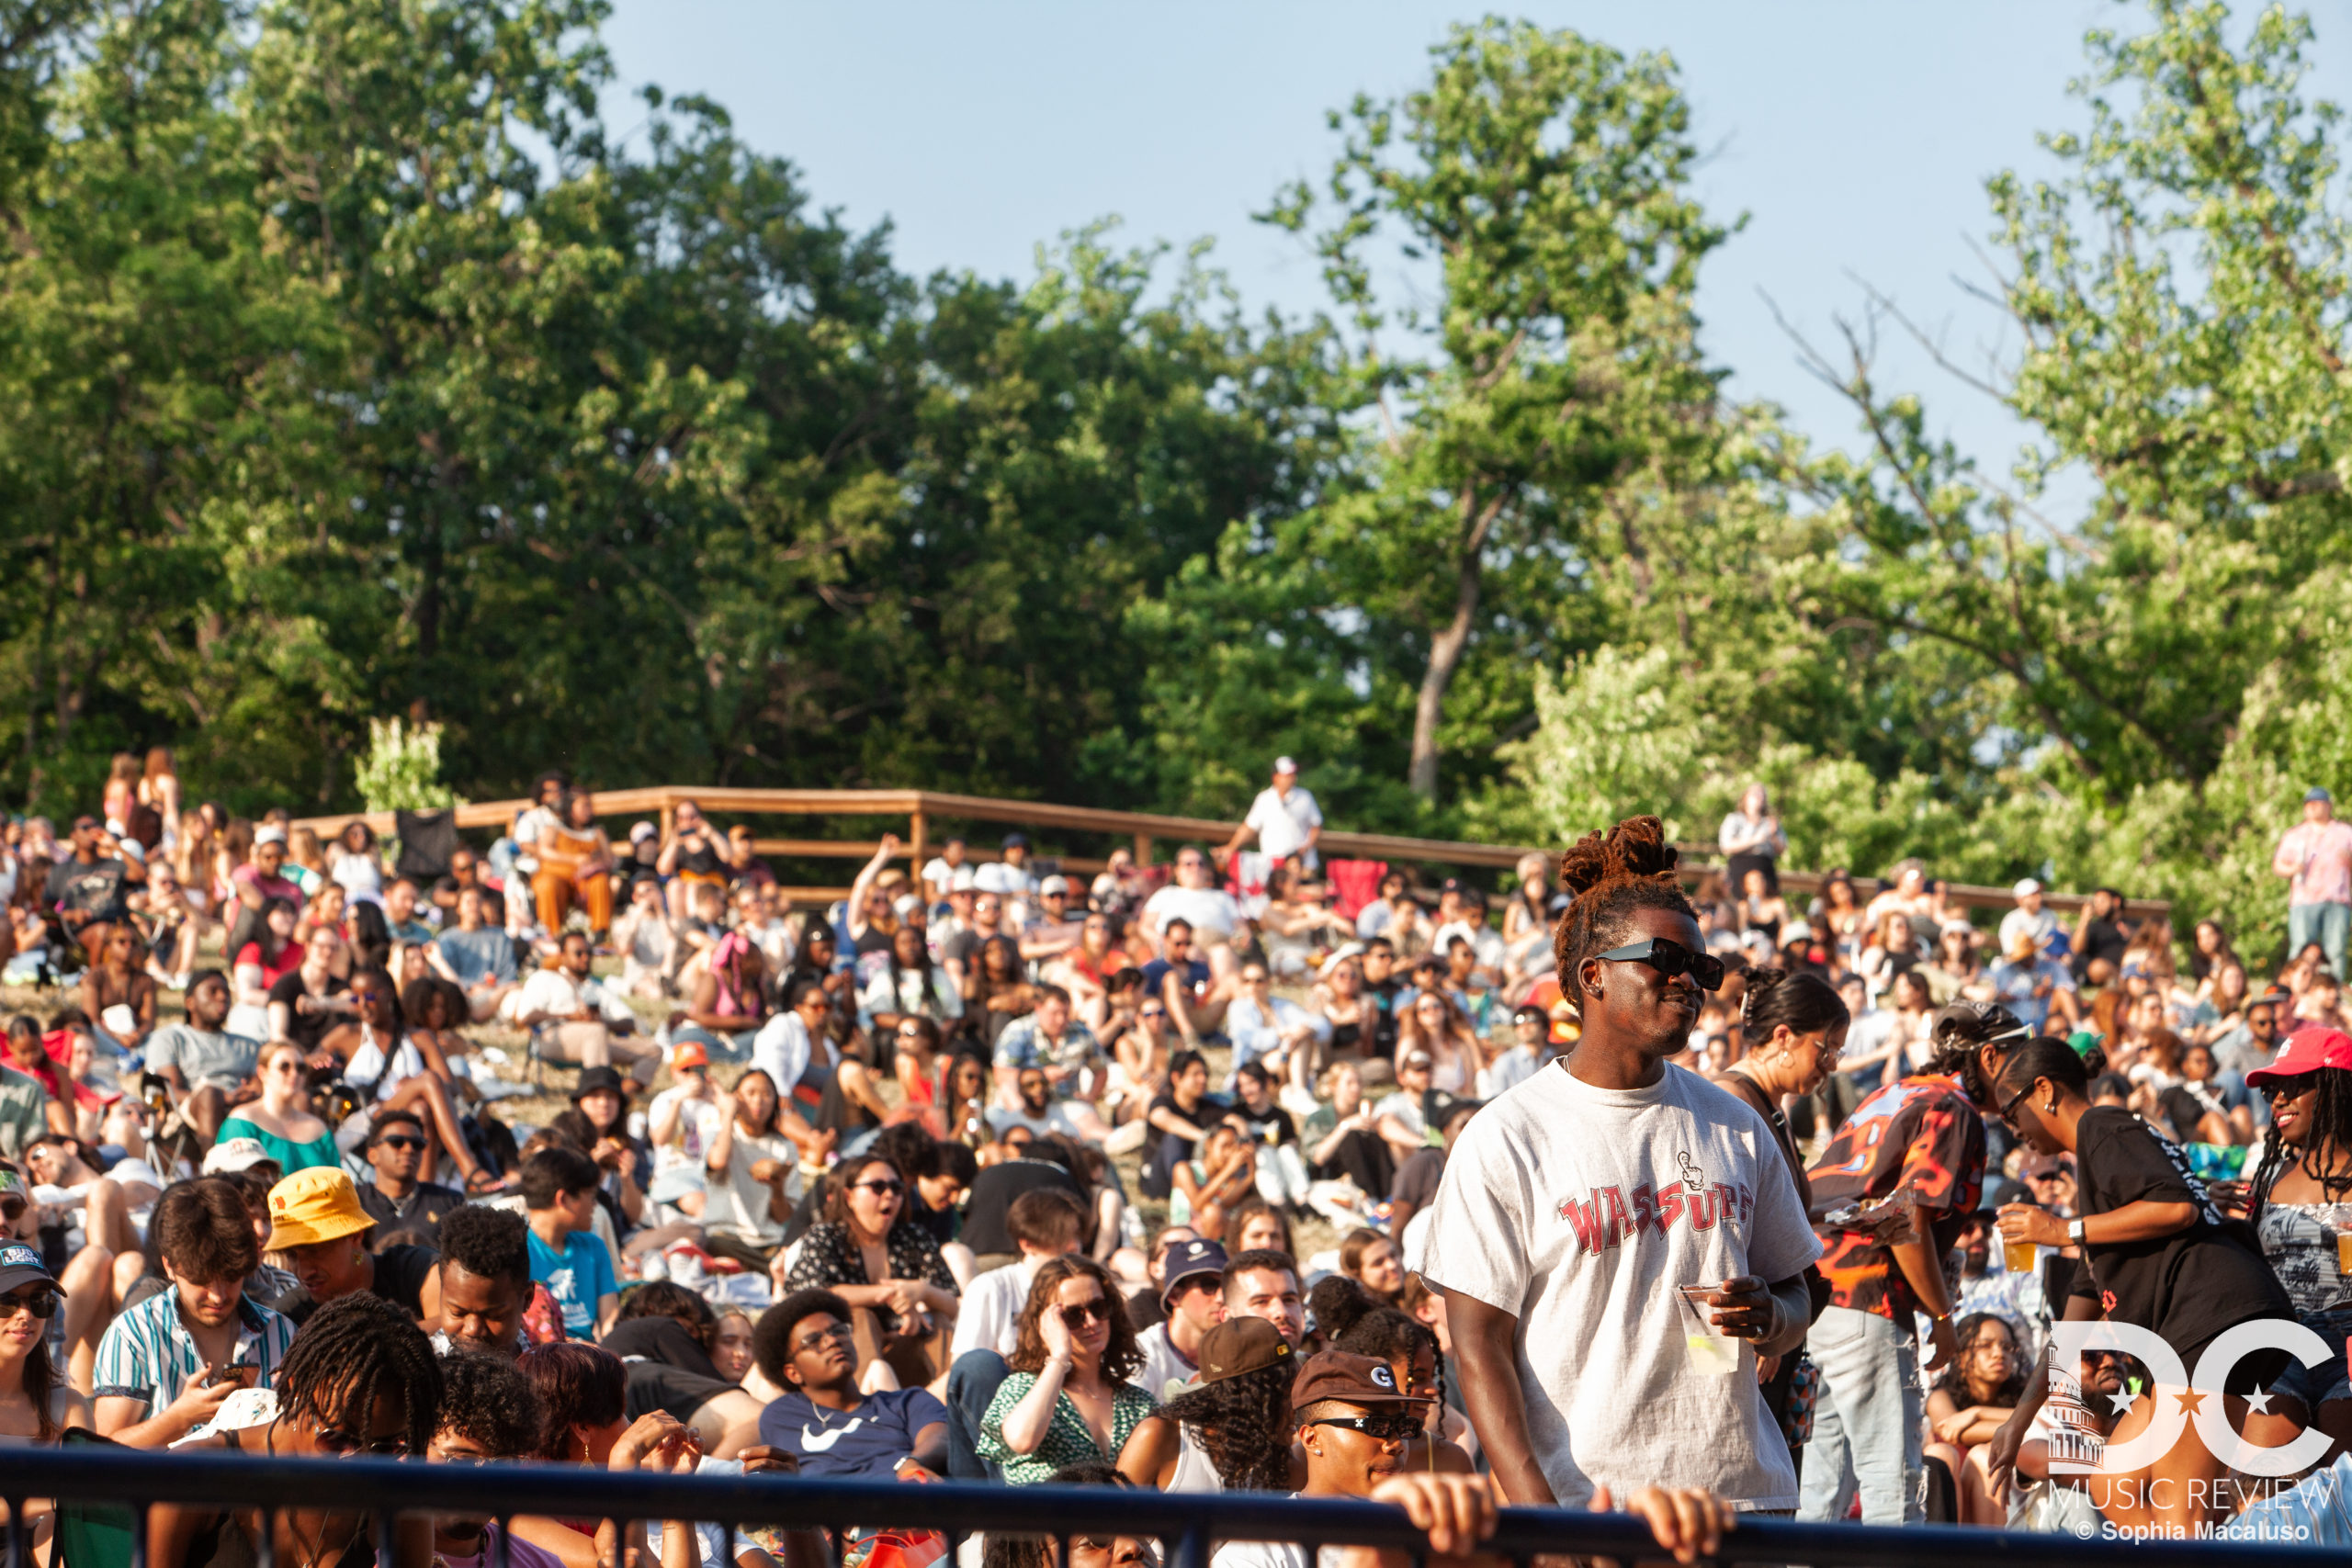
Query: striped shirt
92 1287 295 1409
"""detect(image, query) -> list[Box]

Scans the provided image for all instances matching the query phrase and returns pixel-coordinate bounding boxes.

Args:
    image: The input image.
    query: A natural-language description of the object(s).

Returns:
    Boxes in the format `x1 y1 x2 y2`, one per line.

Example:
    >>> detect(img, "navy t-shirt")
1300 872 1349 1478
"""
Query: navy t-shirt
758 1387 948 1478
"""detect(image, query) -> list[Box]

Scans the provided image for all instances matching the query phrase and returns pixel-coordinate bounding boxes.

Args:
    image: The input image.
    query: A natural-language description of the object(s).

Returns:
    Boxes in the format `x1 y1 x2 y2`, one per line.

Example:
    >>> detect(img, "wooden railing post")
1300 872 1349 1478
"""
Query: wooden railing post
909 808 928 877
1134 832 1153 868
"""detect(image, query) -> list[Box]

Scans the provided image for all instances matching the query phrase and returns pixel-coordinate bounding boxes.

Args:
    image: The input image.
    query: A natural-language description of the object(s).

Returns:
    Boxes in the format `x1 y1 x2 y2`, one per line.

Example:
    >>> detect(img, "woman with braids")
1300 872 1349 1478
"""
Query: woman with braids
1794 999 2006 1524
1420 816 1820 1513
2237 1026 2352 1460
1984 1036 2298 1536
1118 1315 1297 1491
151 1293 446 1568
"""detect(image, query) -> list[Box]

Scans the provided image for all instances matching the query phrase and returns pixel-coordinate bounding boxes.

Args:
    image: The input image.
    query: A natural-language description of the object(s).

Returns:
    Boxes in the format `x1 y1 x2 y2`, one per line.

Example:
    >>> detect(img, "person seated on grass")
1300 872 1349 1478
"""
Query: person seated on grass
754 1287 951 1478
425 1348 566 1568
1923 1311 2028 1527
599 1280 770 1456
260 1166 443 1328
978 1255 1156 1485
143 969 260 1149
1118 1314 1296 1493
523 1146 619 1341
357 1107 466 1247
432 1201 560 1359
512 1342 728 1568
430 886 518 1021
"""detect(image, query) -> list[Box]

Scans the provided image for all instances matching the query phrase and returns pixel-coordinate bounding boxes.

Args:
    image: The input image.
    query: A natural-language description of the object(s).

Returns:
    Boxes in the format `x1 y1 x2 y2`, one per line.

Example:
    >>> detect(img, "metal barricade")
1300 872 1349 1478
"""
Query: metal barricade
1 1448 2339 1568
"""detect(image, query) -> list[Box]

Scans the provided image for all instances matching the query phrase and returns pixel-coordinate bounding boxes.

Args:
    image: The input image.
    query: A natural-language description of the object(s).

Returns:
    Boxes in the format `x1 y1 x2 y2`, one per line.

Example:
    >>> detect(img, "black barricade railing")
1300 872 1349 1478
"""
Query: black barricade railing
1 1449 2340 1568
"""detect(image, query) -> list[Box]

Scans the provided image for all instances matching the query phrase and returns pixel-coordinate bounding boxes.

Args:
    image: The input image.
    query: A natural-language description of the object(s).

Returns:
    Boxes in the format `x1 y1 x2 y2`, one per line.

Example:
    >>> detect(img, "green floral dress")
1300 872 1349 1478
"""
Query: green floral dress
976 1371 1157 1484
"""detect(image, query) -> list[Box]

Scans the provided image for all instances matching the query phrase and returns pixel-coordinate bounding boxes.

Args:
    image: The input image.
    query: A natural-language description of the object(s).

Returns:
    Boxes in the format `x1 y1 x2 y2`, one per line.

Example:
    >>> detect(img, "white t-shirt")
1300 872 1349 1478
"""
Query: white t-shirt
1245 786 1323 863
1998 905 2058 954
649 1085 723 1175
1134 1320 1199 1403
1142 885 1243 942
1419 1060 1821 1509
949 1259 1037 1360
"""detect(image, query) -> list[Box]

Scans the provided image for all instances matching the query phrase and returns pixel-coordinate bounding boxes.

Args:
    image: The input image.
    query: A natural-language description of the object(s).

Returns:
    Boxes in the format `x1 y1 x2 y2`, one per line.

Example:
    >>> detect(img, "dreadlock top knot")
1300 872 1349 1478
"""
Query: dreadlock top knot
1551 814 1697 1002
1555 815 1680 900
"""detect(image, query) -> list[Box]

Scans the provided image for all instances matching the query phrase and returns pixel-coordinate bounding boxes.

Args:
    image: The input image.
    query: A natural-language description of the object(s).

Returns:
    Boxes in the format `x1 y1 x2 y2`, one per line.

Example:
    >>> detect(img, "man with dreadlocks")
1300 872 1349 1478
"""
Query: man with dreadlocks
1421 816 1819 1513
150 1292 445 1568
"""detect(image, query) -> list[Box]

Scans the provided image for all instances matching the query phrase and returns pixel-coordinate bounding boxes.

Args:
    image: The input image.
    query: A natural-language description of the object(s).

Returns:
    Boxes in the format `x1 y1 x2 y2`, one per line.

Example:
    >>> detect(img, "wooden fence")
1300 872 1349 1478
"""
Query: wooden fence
292 786 2167 919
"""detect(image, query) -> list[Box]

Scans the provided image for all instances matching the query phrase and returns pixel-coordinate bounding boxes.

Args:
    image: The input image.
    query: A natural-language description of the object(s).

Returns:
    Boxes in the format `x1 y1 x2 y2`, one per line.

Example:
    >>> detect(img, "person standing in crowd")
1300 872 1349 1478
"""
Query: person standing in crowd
1800 1003 1996 1525
1719 784 1786 897
2278 786 2352 983
1424 816 1819 1512
1219 757 1323 873
2240 1025 2352 1458
1987 1037 2300 1535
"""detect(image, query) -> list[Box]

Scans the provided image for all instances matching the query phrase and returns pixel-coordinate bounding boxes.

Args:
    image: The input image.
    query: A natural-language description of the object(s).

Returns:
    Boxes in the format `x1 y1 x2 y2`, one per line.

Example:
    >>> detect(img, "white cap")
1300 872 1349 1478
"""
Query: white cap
118 839 145 863
2013 878 2042 898
1039 874 1071 895
203 1137 274 1174
1781 919 1813 942
892 892 922 916
630 821 659 843
1272 756 1299 774
254 826 288 848
951 865 978 892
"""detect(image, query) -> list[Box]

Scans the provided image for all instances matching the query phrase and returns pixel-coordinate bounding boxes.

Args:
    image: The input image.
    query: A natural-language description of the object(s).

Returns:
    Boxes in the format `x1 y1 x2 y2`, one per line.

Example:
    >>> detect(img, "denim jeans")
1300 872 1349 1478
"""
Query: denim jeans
944 1349 1009 1481
2289 901 2351 984
1798 1303 1924 1524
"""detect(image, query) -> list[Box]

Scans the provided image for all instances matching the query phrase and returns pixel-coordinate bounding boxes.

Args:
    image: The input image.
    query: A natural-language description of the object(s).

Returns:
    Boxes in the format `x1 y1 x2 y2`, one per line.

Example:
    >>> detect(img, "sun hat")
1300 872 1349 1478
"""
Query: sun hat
264 1168 374 1251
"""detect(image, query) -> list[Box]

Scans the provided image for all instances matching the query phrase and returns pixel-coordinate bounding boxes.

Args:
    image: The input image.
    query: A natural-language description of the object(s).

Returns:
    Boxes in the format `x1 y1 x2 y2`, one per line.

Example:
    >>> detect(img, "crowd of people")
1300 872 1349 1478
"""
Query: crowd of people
3 755 2351 1558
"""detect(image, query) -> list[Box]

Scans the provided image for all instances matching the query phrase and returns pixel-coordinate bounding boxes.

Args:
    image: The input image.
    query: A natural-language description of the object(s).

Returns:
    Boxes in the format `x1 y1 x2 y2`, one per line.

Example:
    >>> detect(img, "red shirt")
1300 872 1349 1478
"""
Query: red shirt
1806 1073 1985 1319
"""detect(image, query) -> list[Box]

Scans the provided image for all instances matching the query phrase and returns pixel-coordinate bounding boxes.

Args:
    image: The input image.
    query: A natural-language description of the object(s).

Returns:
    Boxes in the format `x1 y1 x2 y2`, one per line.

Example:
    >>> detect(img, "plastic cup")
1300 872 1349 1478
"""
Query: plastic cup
1676 1284 1740 1376
2005 1239 2040 1275
2336 1229 2352 1278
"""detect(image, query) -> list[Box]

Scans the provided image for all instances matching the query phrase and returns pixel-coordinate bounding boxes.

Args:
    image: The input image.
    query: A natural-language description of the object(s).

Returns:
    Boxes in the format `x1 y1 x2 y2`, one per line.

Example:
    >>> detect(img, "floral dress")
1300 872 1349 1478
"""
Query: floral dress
976 1372 1157 1484
782 1220 957 1337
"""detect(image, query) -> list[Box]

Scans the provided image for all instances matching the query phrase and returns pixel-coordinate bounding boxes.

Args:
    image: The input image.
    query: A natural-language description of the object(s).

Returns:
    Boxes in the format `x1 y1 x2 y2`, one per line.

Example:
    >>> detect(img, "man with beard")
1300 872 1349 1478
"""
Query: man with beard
145 969 261 1147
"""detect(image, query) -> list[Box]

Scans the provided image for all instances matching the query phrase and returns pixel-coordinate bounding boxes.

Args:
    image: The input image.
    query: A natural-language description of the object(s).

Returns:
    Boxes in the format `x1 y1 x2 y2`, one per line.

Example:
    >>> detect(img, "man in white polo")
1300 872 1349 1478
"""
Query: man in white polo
1221 758 1323 871
1999 878 2058 958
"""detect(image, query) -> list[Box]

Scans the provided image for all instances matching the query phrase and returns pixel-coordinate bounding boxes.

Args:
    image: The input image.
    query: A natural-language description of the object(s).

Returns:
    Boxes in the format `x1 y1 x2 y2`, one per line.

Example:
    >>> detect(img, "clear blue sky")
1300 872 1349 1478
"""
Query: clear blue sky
598 1 2338 502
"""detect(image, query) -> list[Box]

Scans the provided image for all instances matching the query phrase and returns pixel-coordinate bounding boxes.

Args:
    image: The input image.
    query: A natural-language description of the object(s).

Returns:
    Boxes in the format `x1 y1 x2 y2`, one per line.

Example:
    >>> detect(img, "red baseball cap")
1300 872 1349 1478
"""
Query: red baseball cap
2246 1024 2352 1088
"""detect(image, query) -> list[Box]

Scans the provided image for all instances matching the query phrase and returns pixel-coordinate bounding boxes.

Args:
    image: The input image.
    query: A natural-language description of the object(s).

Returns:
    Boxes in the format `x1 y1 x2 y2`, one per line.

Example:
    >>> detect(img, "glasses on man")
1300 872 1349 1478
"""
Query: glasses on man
1593 936 1725 992
312 1421 410 1458
1307 1412 1424 1443
375 1135 426 1154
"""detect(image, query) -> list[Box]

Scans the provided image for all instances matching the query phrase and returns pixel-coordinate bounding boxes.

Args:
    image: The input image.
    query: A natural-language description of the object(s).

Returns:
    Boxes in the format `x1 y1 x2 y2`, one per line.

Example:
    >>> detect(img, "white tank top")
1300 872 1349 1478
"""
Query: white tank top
1168 1424 1225 1494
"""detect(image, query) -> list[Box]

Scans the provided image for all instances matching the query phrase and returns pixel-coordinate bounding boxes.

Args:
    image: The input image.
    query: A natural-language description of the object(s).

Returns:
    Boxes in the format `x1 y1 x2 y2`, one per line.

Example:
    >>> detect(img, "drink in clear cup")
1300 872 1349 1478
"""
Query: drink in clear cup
1676 1283 1740 1376
2005 1239 2040 1274
2336 1228 2352 1278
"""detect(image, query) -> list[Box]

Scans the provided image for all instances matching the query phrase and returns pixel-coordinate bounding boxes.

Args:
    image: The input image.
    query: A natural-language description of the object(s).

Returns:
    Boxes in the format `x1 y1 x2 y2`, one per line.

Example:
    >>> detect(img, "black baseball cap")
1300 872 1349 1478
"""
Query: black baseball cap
571 1066 627 1102
1160 1238 1229 1305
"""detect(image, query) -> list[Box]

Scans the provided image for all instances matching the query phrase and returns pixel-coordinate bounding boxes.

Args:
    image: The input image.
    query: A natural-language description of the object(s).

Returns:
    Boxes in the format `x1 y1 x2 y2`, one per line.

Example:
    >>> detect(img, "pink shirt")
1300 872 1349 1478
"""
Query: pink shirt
2277 818 2352 906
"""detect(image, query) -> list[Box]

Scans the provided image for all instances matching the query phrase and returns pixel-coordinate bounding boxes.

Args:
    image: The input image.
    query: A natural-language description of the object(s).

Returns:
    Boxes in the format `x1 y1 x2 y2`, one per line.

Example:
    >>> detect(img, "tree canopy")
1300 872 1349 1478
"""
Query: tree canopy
1 0 2346 958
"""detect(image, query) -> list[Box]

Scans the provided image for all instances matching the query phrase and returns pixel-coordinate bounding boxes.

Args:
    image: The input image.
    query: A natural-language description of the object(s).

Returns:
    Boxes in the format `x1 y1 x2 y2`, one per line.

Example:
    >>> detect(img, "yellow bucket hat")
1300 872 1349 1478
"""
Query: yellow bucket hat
264 1167 373 1251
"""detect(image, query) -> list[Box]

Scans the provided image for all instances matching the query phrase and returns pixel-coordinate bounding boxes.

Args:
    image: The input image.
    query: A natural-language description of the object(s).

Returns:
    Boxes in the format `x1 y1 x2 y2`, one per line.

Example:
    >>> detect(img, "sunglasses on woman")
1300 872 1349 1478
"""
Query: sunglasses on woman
1594 936 1725 991
0 1287 60 1320
1057 1298 1111 1329
850 1179 905 1198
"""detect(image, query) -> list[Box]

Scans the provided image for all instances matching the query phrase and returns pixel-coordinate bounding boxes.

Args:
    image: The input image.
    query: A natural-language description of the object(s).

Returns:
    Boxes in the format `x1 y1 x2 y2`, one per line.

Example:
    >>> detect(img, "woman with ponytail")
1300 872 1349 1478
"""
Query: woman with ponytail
1984 1036 2297 1534
1418 816 1822 1514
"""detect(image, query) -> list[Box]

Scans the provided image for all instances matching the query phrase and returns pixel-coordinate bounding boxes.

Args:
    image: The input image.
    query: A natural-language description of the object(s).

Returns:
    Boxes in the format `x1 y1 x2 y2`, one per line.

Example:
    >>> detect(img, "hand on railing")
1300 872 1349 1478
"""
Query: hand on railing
1588 1483 1738 1567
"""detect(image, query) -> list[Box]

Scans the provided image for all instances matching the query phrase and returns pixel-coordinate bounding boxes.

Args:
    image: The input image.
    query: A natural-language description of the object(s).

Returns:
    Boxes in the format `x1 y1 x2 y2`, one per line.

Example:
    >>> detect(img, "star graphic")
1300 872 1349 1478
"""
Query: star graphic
2244 1390 2275 1416
2107 1388 2139 1416
2174 1387 2209 1416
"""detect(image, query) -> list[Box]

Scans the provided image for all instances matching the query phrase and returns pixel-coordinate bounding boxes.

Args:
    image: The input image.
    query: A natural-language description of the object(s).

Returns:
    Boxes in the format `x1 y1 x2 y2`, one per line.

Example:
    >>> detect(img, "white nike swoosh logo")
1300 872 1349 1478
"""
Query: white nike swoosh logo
799 1417 863 1452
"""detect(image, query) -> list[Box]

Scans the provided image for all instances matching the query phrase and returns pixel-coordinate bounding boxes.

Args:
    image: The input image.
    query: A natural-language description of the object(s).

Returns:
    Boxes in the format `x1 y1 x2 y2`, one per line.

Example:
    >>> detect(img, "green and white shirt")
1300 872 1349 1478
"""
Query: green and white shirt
92 1287 295 1411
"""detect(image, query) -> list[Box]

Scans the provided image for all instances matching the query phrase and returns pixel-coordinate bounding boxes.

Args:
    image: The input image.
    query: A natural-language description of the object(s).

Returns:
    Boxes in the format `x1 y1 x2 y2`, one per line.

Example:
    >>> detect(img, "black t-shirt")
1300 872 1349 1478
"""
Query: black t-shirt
957 1158 1084 1256
1234 1102 1296 1149
2073 916 2132 978
603 1314 723 1379
267 969 348 1052
356 1181 466 1249
271 1244 438 1327
1393 1147 1446 1211
45 857 129 925
943 929 988 973
1364 980 1403 1054
2065 1107 2292 1354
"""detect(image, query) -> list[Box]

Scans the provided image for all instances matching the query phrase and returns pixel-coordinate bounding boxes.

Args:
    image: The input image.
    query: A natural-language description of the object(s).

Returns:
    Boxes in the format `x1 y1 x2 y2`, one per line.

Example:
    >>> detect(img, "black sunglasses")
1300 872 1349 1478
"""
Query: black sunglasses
1307 1412 1424 1443
1057 1299 1111 1328
850 1179 905 1198
2261 1079 2314 1104
0 1288 60 1320
1996 1081 2037 1123
375 1134 426 1153
1594 937 1724 992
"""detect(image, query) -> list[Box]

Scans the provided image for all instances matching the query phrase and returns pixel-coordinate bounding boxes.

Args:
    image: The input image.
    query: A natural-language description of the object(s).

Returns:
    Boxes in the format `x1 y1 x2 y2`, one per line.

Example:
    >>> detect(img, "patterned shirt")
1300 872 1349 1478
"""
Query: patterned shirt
991 1017 1103 1082
783 1221 956 1338
92 1287 296 1410
1806 1074 1984 1320
977 1371 1157 1484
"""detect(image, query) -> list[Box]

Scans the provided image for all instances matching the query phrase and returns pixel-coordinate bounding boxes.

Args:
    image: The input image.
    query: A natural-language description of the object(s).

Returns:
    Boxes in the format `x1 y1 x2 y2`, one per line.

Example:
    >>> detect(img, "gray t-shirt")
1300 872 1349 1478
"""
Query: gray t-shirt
436 927 515 986
144 1024 261 1092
